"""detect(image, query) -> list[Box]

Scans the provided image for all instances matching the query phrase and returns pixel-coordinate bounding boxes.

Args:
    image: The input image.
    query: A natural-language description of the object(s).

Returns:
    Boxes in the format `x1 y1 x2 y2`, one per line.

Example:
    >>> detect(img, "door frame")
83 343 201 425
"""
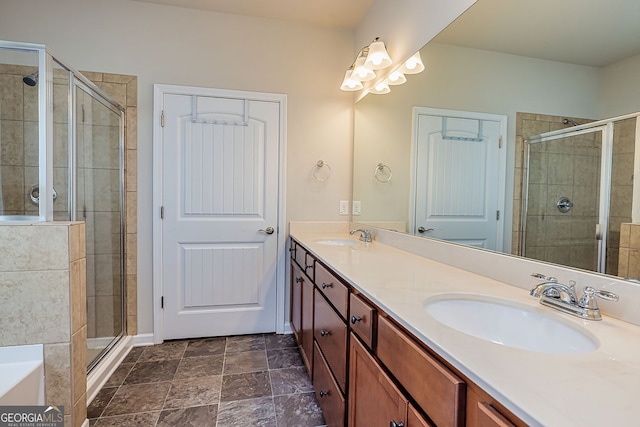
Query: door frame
410 107 508 251
152 84 287 344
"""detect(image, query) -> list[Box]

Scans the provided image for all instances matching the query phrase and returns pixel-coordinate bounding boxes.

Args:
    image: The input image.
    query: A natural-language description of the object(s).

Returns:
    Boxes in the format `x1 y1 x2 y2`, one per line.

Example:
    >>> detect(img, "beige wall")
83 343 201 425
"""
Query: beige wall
0 0 355 334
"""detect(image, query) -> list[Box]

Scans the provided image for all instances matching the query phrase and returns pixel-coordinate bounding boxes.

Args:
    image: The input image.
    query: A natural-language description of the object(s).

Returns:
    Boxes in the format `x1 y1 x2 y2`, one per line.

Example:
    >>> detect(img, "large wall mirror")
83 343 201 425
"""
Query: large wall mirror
352 0 640 279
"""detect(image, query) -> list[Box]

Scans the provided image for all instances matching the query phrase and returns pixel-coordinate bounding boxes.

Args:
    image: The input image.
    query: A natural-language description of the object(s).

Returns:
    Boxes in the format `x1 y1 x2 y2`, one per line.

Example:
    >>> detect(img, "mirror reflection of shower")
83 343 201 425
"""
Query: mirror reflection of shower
521 113 638 276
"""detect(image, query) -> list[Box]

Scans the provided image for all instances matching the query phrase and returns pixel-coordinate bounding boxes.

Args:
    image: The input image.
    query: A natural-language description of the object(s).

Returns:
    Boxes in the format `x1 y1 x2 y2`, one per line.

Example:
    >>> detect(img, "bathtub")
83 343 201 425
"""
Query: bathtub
0 344 44 405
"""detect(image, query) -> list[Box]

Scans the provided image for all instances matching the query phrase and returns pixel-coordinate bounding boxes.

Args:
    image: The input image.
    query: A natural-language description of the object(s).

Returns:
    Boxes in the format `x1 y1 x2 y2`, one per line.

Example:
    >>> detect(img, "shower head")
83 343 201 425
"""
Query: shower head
23 71 38 87
562 118 580 126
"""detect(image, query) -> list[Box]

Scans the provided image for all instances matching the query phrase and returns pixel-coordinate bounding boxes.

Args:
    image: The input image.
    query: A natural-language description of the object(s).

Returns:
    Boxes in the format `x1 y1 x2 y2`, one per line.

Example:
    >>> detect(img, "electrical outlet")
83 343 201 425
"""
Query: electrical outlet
352 200 361 215
339 200 349 215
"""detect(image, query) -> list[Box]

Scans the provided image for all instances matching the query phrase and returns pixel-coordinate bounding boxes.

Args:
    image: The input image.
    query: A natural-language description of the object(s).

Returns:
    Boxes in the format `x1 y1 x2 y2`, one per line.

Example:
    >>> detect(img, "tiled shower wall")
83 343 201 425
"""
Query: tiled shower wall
513 113 635 275
0 66 138 339
0 222 87 427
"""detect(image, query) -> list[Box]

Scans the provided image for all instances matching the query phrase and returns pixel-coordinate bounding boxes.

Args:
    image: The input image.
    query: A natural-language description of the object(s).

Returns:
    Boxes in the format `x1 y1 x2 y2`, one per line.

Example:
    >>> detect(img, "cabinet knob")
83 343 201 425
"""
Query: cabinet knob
390 421 404 427
295 277 302 283
351 315 362 324
320 329 330 337
288 247 295 253
305 264 313 271
321 282 332 289
319 390 329 397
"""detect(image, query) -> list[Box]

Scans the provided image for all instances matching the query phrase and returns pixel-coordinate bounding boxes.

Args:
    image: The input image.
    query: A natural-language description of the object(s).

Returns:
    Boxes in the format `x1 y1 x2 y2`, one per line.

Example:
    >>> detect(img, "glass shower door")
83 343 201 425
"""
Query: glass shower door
523 125 610 273
75 82 125 369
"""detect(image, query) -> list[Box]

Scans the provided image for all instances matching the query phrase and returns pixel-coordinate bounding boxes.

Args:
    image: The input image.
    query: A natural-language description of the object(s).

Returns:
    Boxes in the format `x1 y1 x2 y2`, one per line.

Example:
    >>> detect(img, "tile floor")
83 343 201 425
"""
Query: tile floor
88 334 326 426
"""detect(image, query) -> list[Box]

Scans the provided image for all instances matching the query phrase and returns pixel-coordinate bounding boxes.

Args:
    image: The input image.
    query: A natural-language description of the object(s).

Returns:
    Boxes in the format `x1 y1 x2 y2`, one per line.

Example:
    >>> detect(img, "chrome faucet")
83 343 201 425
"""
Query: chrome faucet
529 273 619 321
349 229 372 243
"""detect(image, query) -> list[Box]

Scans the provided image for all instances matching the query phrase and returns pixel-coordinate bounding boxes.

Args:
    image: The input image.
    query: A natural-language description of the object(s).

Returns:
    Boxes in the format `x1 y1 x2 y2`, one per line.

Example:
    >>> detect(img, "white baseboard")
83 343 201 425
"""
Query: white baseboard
132 333 155 347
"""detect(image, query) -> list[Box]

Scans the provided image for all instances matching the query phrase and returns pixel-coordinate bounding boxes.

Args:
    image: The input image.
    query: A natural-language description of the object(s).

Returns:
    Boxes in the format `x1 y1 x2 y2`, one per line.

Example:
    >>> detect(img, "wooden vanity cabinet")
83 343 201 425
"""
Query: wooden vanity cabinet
349 293 376 349
349 333 434 427
314 289 348 393
290 240 315 376
466 388 525 427
377 315 466 427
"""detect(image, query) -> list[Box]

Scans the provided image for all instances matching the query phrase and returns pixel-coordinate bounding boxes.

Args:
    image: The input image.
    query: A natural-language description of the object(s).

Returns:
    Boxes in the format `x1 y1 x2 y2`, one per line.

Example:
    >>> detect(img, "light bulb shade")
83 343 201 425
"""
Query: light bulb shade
364 40 392 70
369 81 390 95
400 51 425 74
386 70 406 85
340 69 364 91
353 54 376 82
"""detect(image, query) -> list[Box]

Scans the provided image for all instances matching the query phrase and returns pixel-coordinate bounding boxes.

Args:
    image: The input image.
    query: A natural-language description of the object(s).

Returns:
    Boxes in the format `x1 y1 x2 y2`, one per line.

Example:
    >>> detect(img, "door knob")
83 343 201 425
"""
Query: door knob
259 226 275 234
417 226 434 233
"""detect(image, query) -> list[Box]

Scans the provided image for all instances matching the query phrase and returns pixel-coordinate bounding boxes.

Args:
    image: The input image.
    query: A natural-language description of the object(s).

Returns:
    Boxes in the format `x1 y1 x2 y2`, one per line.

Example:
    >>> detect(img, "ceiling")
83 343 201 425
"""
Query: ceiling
434 0 640 67
127 0 375 28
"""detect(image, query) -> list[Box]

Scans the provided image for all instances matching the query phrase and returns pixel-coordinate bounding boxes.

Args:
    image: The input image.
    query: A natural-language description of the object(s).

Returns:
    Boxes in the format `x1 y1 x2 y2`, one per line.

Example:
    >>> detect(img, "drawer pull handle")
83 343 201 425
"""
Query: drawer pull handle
390 421 404 427
321 282 332 289
320 329 330 337
305 264 313 271
288 247 295 253
295 277 302 283
319 390 329 397
351 315 362 324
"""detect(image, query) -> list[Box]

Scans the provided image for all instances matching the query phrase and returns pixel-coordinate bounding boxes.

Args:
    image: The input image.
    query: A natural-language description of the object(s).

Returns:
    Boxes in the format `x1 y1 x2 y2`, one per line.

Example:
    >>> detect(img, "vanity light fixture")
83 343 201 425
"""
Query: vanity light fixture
369 81 391 95
386 70 407 85
399 51 425 74
340 37 391 91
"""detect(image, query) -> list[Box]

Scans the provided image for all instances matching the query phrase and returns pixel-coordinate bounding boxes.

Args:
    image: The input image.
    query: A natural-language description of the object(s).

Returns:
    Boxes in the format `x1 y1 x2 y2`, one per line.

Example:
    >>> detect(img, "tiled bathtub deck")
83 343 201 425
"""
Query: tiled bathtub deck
88 334 326 426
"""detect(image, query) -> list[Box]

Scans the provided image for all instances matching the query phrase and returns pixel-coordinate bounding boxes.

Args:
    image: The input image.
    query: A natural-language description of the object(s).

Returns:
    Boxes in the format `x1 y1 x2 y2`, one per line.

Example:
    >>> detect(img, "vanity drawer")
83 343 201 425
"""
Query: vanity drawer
377 315 465 427
314 290 347 394
313 342 346 427
349 293 376 349
315 262 349 319
476 402 516 427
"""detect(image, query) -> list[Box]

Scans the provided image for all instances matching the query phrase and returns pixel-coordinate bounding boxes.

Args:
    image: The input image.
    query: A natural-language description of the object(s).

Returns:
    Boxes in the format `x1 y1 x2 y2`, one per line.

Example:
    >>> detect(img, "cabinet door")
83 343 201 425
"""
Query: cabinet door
290 261 303 344
314 290 348 393
408 404 435 427
301 273 314 375
349 333 407 427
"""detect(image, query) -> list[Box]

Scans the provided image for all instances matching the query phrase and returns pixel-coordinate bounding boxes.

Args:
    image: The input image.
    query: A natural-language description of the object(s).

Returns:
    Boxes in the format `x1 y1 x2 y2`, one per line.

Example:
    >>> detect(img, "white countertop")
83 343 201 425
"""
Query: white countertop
291 229 640 427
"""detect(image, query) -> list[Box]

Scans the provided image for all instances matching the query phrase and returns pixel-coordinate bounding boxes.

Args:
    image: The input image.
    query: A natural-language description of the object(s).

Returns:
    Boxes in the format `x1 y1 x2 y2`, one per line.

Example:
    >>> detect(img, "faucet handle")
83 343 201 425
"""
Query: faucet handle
531 273 557 282
579 286 619 309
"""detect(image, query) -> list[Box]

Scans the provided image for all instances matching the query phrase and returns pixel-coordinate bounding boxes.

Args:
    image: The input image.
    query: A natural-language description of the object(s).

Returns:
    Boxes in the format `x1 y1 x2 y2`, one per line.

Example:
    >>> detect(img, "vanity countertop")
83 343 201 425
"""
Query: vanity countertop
290 229 640 427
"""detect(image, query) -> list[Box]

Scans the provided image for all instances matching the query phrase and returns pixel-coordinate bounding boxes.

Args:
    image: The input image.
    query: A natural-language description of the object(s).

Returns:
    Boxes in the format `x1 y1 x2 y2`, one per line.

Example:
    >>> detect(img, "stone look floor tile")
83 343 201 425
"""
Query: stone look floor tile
220 371 272 402
94 412 160 426
267 347 304 369
270 366 313 396
216 397 276 426
91 334 326 426
103 362 134 388
223 350 268 375
102 382 171 416
174 355 224 379
138 340 187 362
157 405 218 427
163 376 223 409
184 337 226 358
123 359 180 385
274 393 325 427
226 335 266 353
87 387 118 419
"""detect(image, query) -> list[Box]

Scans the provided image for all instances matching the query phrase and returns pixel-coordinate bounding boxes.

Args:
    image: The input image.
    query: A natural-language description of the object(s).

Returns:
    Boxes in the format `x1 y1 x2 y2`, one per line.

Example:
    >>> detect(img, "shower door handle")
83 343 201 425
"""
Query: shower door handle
595 224 602 240
259 226 275 235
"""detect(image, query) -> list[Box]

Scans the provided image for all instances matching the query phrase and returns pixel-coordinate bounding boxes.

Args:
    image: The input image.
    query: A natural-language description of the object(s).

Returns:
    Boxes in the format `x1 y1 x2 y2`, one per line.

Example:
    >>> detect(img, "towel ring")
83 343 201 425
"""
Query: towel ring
374 163 392 183
312 160 332 181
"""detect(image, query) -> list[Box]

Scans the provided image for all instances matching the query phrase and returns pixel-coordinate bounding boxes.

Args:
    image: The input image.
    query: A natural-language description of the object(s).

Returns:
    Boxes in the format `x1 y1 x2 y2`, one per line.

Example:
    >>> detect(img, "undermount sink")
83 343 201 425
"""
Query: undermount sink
424 294 598 355
313 238 361 247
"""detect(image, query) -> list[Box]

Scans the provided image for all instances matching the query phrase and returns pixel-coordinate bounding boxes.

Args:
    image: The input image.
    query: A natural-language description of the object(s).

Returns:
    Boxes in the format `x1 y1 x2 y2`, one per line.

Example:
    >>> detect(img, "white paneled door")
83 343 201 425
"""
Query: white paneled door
160 91 282 340
413 108 506 251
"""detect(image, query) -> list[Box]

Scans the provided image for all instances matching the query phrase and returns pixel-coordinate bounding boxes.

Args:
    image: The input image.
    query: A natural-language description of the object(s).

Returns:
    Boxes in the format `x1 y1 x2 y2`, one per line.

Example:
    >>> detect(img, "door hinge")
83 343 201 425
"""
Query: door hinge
161 296 164 309
498 136 503 149
161 110 165 127
496 210 500 220
161 206 165 219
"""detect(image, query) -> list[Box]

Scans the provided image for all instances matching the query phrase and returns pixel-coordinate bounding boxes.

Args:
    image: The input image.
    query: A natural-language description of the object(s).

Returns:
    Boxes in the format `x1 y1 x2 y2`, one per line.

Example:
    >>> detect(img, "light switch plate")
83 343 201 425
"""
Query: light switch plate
339 200 349 215
352 200 361 215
